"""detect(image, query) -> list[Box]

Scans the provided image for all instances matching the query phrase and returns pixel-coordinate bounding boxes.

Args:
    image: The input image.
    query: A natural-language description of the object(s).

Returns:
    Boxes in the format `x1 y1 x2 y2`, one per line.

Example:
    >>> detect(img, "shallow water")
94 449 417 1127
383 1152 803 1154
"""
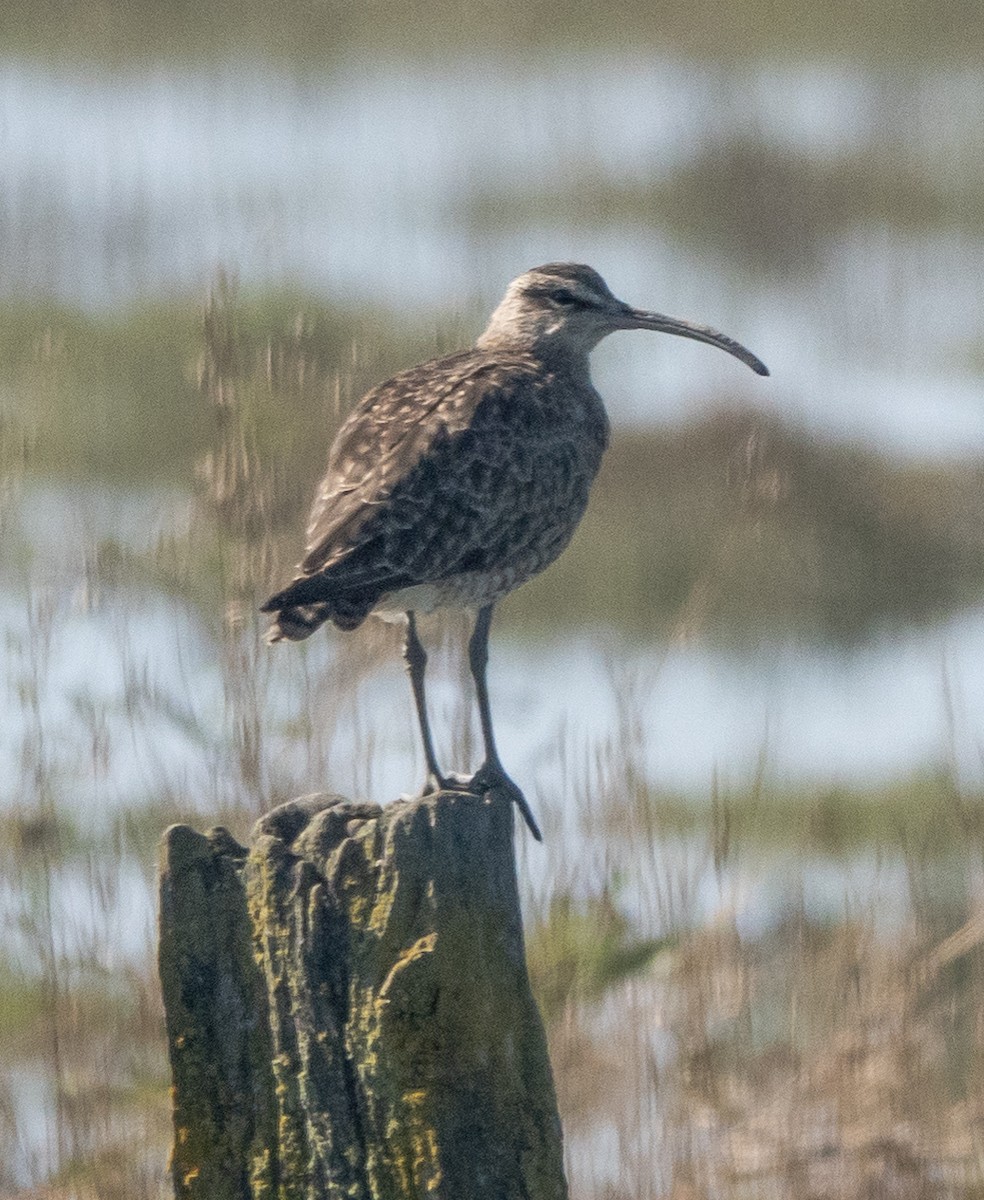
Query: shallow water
5 481 982 812
3 48 984 1192
2 55 984 457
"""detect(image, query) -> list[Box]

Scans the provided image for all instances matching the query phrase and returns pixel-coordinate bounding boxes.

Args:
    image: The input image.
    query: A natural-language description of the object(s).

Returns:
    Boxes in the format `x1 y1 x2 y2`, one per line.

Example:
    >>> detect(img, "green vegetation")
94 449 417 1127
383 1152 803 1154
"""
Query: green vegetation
6 758 984 1194
656 138 975 271
1 101 982 1189
4 287 982 644
526 888 674 1022
3 0 984 65
0 290 414 488
466 136 984 272
614 769 984 856
511 414 984 642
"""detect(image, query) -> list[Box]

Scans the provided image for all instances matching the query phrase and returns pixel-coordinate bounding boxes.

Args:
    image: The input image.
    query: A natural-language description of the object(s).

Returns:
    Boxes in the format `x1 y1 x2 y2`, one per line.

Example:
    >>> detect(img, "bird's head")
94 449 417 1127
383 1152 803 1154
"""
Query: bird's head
476 262 769 376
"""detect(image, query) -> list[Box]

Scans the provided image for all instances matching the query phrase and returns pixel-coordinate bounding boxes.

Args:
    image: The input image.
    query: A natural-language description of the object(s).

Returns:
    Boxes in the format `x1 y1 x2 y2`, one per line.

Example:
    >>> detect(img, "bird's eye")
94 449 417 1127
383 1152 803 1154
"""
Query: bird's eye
548 288 580 307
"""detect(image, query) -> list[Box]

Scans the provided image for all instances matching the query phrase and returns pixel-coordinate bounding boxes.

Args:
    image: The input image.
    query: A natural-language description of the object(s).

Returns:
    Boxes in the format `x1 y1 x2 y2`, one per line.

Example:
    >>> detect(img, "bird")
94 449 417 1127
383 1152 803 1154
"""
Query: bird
261 263 769 841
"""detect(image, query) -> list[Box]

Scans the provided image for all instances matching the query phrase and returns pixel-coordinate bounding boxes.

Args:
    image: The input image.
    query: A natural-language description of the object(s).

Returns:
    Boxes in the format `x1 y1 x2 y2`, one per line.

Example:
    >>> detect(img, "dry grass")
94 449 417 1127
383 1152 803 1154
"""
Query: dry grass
2 279 984 1199
541 807 984 1199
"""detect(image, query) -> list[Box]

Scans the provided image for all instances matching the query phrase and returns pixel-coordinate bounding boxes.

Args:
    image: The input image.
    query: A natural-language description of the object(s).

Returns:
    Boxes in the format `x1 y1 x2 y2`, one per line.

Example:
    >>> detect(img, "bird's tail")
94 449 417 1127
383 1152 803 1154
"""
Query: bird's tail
264 602 335 643
261 576 378 641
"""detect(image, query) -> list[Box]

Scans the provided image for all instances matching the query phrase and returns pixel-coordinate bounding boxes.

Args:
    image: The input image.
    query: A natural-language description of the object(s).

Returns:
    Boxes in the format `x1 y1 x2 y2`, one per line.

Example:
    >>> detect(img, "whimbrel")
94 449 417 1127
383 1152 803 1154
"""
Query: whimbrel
262 263 768 840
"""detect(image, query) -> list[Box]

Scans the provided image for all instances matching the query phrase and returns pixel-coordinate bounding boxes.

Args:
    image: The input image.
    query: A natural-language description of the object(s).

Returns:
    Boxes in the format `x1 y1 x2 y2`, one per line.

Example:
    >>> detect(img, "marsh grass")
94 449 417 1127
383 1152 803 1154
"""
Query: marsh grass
536 705 984 1199
464 135 984 276
3 282 984 1198
4 0 984 65
509 415 984 644
4 291 982 643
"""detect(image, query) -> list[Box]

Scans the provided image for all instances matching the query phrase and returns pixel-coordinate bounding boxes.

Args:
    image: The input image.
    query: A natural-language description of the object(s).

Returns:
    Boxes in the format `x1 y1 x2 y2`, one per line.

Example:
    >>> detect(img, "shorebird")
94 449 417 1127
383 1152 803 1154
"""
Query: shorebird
262 263 768 841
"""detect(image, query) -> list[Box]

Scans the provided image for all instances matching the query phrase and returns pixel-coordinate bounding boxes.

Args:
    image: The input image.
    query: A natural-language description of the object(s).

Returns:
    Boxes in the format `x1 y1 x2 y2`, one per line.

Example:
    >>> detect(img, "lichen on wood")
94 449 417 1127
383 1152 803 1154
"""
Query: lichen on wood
158 789 567 1200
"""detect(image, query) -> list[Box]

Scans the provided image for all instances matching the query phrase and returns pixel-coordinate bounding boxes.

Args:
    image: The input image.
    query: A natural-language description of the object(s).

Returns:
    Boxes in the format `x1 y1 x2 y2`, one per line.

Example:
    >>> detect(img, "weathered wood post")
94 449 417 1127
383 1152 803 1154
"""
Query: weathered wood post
158 789 567 1199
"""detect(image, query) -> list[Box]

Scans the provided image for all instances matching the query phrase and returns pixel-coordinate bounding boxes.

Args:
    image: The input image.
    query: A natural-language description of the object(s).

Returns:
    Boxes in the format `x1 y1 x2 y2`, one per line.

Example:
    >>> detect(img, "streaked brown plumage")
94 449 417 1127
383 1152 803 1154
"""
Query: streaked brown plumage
262 263 769 840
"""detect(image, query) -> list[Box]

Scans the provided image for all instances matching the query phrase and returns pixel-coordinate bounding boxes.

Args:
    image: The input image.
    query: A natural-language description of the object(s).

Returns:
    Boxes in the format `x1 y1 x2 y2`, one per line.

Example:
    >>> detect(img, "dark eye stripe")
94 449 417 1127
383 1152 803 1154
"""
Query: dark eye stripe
528 285 591 308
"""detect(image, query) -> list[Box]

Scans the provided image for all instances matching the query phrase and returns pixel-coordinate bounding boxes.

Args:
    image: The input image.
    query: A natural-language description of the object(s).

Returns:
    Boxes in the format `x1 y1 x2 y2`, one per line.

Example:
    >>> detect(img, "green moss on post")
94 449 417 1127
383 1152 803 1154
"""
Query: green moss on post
158 791 567 1200
158 824 278 1199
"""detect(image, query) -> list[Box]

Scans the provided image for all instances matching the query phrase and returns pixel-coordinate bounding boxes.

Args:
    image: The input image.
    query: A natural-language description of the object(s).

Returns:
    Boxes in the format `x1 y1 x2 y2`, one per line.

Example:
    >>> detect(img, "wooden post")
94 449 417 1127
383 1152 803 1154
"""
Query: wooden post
158 790 567 1200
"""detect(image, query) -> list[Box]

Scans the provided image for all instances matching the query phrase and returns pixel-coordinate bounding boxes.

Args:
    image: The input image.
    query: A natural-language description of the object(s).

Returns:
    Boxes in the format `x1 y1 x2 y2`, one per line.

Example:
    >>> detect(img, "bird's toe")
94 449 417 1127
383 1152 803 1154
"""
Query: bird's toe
466 764 543 842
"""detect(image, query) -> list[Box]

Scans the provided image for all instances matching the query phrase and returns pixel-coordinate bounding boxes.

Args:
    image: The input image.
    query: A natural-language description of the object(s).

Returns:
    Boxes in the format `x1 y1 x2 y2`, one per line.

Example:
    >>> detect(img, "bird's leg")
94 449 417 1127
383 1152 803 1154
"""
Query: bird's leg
403 611 447 794
466 604 543 842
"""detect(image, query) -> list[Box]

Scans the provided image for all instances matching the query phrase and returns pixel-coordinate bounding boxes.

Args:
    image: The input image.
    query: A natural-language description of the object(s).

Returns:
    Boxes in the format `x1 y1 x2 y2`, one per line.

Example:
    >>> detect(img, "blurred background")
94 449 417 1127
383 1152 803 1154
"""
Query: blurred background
2 2 984 1196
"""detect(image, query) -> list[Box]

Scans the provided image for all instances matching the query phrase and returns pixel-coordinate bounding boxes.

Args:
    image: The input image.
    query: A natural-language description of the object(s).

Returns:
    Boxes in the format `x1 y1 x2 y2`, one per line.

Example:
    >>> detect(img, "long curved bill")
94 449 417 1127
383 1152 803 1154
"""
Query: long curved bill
619 306 769 377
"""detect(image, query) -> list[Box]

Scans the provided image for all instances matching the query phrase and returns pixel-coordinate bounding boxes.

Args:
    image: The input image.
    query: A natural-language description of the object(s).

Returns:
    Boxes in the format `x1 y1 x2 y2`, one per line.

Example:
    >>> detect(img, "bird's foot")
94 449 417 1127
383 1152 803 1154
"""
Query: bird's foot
439 771 476 792
405 767 542 841
409 770 474 798
466 763 543 843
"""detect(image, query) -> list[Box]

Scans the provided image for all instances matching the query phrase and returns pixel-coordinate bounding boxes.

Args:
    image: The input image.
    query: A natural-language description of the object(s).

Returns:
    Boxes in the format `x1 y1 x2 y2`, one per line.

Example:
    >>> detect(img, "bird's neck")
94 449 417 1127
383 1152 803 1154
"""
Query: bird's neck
474 329 593 381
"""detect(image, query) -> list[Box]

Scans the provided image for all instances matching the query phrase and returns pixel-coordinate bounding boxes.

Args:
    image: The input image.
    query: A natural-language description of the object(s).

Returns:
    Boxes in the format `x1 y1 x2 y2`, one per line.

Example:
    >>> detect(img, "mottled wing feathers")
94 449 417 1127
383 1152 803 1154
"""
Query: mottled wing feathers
264 346 609 628
361 374 605 586
299 350 499 575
